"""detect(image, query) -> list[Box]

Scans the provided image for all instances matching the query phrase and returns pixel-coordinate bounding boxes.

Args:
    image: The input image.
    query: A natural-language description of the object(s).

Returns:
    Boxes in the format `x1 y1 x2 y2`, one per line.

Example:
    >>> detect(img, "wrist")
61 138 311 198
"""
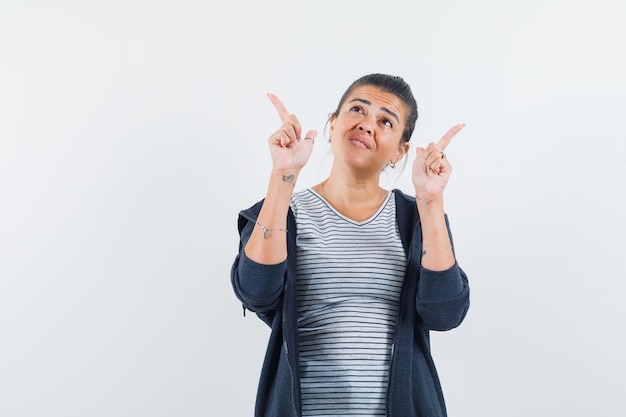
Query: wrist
414 189 443 205
415 195 441 205
271 168 300 187
415 195 444 214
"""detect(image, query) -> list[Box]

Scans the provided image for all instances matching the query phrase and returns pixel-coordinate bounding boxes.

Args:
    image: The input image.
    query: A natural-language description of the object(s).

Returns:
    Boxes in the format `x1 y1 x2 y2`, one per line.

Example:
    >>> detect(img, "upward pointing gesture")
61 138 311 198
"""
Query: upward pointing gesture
412 123 465 203
266 94 318 172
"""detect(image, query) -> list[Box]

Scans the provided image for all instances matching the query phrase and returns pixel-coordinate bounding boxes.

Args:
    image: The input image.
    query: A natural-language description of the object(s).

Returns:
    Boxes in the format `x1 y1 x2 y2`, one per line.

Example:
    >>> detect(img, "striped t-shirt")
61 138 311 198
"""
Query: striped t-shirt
290 189 407 416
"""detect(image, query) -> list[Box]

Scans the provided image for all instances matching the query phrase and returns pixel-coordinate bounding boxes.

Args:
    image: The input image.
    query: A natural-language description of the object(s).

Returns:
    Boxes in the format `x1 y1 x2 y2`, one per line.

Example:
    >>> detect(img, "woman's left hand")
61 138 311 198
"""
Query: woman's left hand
412 124 464 203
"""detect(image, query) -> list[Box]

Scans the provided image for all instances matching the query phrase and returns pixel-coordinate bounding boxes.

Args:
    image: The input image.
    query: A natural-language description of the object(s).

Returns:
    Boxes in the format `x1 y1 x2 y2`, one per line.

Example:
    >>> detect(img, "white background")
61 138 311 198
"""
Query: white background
1 0 625 416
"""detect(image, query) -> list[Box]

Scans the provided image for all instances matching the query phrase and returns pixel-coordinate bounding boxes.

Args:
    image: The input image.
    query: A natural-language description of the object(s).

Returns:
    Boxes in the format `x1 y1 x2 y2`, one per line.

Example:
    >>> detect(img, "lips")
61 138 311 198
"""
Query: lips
348 136 371 149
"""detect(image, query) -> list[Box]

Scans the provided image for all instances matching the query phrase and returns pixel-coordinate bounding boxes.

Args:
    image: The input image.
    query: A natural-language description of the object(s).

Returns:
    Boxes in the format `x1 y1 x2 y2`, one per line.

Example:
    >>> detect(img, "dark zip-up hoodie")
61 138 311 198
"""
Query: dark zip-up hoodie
231 189 470 416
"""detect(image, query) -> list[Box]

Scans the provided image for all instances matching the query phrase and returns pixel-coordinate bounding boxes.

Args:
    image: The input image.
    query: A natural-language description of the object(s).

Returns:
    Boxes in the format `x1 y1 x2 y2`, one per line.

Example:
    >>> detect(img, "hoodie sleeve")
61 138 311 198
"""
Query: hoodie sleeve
231 209 287 314
415 215 470 331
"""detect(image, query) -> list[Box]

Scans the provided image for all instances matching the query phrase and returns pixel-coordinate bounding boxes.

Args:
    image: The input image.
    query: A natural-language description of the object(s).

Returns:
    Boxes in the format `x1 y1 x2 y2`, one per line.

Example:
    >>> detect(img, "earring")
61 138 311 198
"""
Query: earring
389 161 396 169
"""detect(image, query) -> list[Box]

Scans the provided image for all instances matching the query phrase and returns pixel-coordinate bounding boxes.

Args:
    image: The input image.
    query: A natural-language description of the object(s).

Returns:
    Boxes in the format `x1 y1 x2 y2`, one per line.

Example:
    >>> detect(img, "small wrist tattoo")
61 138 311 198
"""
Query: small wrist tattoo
421 250 428 256
282 174 295 186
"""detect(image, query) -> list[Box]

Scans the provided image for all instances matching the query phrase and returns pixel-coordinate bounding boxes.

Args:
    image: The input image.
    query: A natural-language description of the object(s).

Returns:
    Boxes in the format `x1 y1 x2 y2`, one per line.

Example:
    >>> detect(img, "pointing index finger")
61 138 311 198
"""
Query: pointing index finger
267 93 290 124
437 123 465 151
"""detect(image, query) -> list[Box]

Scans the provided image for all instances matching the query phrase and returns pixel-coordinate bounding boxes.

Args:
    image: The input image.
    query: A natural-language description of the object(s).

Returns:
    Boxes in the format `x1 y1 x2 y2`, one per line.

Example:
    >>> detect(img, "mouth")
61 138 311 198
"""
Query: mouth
348 137 371 149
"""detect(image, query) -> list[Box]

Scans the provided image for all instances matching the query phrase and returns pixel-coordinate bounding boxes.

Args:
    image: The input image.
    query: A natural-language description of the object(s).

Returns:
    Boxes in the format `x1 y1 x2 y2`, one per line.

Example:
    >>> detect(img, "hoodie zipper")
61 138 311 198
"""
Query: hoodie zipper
241 209 299 415
282 285 299 416
386 226 419 416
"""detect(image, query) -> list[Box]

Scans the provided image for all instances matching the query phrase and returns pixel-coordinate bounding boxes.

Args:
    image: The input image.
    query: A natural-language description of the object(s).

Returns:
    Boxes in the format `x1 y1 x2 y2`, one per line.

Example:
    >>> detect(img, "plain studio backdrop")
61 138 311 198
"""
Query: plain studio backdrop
1 0 625 416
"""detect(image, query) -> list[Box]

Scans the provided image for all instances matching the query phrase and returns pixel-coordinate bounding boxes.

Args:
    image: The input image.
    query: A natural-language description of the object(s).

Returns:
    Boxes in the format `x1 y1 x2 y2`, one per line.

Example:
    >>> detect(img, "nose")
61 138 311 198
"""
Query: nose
358 119 374 135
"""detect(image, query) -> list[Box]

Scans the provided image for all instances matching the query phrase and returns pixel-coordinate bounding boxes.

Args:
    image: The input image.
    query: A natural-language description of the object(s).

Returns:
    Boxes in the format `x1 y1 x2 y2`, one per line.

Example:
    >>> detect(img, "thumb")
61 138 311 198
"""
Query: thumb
303 129 318 143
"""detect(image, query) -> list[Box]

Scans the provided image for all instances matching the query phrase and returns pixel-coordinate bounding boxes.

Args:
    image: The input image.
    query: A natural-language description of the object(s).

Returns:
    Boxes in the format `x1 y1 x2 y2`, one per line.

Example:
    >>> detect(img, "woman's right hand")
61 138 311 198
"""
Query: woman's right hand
267 93 317 172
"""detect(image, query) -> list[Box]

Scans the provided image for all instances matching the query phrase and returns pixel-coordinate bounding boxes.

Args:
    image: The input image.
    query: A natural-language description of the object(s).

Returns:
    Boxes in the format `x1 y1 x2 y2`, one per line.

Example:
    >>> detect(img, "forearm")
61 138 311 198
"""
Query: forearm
243 168 298 264
416 198 455 271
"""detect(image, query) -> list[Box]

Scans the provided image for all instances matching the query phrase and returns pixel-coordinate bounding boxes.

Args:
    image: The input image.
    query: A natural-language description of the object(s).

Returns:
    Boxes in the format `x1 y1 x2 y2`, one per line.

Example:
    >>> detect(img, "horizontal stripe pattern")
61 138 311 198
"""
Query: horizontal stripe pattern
291 189 407 416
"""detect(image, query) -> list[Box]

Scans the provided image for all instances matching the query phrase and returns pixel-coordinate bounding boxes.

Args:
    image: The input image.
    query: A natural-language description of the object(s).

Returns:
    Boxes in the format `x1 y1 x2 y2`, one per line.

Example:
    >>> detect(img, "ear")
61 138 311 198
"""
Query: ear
395 142 410 161
329 113 336 133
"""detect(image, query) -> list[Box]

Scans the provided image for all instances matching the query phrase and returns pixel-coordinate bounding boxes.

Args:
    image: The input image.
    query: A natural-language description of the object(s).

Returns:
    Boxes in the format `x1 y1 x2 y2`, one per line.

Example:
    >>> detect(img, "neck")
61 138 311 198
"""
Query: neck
317 175 387 223
323 179 380 204
322 166 383 204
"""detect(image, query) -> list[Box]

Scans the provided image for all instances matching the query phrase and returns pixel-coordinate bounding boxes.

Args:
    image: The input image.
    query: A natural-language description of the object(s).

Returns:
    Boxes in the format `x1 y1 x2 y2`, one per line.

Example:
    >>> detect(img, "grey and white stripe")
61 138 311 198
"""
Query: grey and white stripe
291 189 407 416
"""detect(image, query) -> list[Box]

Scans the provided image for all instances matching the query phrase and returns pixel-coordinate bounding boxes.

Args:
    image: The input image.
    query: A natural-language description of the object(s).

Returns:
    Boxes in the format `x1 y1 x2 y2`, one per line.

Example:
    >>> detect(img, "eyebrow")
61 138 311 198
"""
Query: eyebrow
348 98 400 124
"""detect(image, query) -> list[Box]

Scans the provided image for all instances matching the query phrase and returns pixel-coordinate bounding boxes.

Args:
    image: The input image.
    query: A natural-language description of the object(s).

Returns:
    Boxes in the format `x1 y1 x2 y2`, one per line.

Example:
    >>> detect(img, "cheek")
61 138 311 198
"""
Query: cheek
330 119 348 136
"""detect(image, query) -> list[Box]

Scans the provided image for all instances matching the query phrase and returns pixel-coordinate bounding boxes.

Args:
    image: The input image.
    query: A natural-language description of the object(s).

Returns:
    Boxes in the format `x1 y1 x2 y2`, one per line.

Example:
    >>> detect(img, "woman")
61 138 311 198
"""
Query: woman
231 73 470 417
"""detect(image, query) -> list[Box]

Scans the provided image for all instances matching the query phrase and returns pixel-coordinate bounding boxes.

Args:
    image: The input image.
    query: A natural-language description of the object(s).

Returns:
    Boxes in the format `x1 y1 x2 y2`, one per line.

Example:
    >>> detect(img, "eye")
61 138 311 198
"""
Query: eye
349 105 365 114
381 118 393 128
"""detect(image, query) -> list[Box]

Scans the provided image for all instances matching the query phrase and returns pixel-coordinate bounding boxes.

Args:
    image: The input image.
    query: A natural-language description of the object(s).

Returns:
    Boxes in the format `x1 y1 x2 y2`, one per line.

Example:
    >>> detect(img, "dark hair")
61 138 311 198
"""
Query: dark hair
332 73 418 143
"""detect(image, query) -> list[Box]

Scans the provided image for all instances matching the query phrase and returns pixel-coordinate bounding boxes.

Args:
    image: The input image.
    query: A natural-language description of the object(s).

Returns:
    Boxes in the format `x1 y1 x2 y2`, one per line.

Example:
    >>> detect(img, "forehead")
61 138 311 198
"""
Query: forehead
344 85 407 117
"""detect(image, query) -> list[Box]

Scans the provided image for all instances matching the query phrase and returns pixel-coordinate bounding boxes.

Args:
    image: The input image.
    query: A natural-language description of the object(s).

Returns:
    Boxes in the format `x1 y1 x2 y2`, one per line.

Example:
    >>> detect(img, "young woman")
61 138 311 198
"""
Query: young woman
231 73 470 417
